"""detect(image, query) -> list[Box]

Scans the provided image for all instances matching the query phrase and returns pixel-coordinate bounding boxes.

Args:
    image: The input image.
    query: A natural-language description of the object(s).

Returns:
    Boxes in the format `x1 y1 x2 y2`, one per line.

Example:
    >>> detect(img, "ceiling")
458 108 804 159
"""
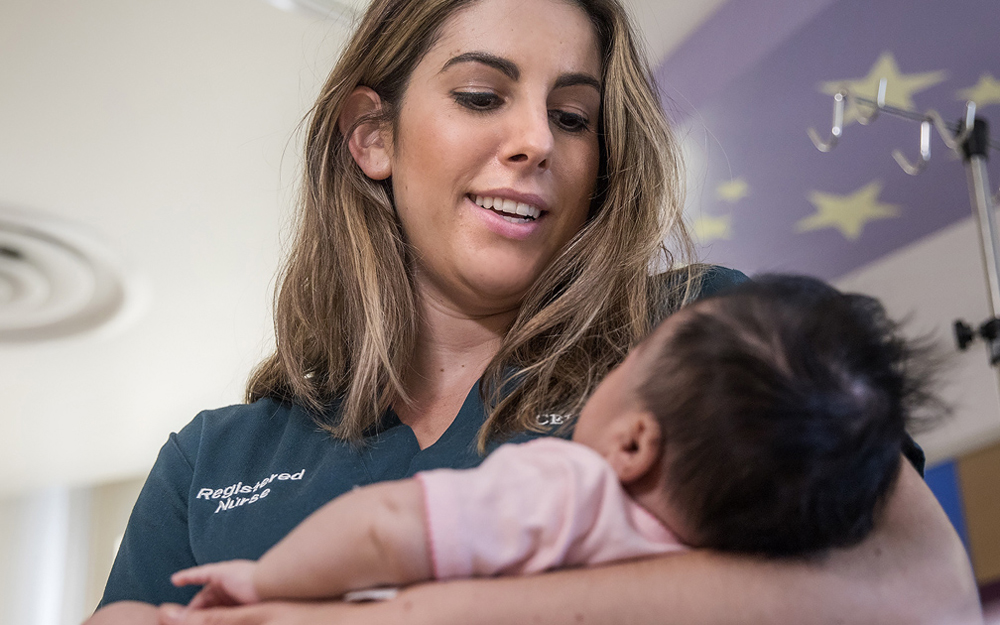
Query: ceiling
0 0 728 498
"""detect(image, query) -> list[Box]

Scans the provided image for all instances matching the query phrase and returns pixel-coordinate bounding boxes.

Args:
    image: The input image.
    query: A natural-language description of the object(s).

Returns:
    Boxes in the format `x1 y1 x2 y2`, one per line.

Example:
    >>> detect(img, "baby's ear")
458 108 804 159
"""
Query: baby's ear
605 410 662 485
338 87 392 180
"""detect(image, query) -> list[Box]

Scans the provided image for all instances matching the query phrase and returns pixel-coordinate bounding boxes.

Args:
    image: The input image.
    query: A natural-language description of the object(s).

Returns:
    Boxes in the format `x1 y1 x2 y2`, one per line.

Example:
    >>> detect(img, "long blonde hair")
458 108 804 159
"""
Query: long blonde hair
247 0 702 447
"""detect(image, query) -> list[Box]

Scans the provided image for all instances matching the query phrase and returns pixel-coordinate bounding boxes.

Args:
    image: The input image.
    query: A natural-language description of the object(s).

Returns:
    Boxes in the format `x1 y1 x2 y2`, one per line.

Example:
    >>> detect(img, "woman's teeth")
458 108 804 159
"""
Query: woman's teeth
474 195 541 222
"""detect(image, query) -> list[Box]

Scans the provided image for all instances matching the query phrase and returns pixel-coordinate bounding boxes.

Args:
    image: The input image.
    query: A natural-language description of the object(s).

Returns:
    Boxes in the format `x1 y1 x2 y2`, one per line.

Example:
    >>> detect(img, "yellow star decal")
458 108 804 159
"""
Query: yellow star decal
797 181 900 240
819 52 946 125
957 74 1000 108
716 178 750 203
693 214 732 242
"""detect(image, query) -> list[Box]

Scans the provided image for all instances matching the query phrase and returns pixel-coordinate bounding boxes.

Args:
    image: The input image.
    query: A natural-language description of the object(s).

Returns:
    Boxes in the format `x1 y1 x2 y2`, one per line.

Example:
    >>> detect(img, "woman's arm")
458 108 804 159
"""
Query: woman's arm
388 462 980 625
160 460 982 625
85 601 160 625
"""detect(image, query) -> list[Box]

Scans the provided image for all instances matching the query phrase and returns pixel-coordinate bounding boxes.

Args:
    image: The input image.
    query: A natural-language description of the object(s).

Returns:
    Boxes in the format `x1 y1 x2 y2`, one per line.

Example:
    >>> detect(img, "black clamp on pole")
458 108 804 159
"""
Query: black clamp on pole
961 117 991 161
955 318 1000 365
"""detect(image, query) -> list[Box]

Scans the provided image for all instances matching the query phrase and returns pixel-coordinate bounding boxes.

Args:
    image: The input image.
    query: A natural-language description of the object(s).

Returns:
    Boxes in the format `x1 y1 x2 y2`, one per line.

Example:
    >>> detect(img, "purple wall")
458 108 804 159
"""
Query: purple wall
657 0 1000 280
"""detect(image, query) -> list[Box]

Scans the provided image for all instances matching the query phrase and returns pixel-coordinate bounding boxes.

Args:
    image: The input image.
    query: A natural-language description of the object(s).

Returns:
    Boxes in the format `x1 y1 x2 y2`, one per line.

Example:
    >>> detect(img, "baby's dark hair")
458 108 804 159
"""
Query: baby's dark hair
640 274 943 557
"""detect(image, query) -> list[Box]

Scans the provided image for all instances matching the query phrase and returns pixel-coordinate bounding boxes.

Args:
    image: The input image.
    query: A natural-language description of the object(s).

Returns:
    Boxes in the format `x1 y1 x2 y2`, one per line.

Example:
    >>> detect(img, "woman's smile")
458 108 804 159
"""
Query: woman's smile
468 190 548 240
471 194 545 223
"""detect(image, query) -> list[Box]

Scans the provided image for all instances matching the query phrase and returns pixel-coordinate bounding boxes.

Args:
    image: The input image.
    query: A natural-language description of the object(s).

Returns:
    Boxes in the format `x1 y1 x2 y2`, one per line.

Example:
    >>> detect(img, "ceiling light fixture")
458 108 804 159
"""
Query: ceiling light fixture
0 208 139 343
262 0 370 23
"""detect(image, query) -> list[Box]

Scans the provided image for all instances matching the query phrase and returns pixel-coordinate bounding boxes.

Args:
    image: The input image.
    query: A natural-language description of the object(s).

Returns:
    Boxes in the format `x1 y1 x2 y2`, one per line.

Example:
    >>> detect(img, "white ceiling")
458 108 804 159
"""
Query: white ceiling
0 0 728 498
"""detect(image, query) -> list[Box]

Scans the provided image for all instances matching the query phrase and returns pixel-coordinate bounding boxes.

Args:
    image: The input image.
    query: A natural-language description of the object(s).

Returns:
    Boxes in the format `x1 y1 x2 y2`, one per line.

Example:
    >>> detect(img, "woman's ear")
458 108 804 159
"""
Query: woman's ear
338 86 392 180
605 411 662 485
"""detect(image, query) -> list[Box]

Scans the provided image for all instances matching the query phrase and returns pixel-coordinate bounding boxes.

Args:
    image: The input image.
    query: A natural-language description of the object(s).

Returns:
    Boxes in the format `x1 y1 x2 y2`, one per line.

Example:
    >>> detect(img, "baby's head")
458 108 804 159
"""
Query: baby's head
573 274 941 556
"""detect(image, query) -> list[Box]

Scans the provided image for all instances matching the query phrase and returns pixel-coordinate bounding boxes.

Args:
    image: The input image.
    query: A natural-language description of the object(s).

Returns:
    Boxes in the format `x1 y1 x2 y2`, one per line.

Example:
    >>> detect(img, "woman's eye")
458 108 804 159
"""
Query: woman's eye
453 91 502 110
550 110 591 133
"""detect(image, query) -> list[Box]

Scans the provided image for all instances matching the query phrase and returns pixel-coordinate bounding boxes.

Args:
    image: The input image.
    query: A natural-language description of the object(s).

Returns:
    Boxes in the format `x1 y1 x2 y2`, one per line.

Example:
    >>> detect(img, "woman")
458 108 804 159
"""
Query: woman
93 0 981 623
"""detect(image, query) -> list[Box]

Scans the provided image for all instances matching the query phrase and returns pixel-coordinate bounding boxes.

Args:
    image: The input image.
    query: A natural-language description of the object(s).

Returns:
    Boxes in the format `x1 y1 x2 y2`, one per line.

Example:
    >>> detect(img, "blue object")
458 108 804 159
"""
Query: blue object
924 460 970 550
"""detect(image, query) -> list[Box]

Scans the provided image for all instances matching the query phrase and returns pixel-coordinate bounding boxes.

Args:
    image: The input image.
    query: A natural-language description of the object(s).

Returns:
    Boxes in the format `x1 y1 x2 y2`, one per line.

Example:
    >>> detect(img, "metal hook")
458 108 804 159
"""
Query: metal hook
929 101 977 152
808 91 845 152
893 119 932 175
854 78 887 125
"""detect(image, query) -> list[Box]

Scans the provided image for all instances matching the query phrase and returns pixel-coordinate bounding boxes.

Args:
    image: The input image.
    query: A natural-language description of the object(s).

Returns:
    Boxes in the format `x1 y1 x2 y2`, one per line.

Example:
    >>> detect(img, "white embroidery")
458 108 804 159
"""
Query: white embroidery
195 469 306 514
536 414 570 426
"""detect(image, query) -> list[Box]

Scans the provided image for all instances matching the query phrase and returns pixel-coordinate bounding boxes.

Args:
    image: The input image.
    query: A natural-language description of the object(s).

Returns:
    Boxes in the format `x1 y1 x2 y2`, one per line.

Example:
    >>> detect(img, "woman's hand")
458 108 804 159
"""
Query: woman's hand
171 560 261 608
157 600 385 625
84 601 161 625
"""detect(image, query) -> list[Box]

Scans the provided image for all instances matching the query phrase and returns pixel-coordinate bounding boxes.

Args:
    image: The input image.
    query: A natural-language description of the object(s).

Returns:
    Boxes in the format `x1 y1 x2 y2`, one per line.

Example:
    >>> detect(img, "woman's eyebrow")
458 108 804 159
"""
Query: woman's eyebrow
440 52 601 93
553 73 601 93
441 52 519 80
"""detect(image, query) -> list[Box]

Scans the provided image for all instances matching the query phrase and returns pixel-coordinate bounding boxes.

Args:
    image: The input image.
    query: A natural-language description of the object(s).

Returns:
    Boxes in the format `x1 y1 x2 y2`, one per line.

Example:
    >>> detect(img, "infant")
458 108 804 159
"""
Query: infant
170 274 938 608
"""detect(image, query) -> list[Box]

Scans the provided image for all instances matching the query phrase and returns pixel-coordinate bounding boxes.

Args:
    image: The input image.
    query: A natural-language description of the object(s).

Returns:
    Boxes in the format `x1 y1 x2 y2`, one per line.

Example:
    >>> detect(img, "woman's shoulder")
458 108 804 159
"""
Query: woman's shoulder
190 396 301 426
653 264 749 303
178 396 303 437
171 397 328 467
695 265 750 298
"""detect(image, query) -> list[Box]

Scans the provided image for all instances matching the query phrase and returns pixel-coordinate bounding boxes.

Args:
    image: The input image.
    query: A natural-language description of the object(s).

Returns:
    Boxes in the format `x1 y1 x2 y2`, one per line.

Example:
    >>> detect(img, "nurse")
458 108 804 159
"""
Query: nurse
92 0 980 623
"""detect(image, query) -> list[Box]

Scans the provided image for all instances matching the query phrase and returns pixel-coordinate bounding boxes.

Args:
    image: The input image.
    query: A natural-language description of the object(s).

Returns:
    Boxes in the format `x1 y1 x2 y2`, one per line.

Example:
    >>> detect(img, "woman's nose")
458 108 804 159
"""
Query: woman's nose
504 102 554 170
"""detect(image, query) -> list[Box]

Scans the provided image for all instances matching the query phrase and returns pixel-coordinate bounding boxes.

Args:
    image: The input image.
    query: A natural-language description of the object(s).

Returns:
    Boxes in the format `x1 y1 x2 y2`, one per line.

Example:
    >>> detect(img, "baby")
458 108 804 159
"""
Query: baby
169 274 938 608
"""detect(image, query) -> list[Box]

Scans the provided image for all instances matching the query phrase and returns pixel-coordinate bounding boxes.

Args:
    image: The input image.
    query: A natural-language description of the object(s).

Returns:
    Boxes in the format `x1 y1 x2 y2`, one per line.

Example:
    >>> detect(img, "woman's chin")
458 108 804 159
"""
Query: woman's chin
463 272 544 309
415 251 555 315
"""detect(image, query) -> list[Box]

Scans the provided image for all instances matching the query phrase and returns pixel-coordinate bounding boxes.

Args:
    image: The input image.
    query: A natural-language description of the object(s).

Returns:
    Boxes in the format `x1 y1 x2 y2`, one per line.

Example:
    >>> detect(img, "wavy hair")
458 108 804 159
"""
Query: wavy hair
246 0 703 447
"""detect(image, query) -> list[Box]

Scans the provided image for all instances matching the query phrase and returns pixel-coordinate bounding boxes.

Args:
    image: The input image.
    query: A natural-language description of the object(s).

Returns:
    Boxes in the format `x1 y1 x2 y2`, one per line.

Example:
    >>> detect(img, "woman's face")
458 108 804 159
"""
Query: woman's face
387 0 602 315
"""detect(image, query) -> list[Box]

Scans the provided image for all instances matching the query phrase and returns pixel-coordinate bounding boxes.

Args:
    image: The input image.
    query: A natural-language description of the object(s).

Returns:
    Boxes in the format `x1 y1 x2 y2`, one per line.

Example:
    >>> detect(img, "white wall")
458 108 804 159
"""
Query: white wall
835 215 1000 464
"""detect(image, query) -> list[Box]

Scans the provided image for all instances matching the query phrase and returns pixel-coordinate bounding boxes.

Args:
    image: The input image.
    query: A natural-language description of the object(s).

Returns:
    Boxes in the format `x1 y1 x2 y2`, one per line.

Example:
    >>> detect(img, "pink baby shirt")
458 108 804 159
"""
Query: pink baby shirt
415 437 686 579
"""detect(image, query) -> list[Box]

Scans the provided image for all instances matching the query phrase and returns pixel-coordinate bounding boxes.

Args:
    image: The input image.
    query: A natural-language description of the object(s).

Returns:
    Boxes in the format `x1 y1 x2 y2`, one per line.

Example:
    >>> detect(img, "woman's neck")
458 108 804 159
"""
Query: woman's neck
394 281 519 448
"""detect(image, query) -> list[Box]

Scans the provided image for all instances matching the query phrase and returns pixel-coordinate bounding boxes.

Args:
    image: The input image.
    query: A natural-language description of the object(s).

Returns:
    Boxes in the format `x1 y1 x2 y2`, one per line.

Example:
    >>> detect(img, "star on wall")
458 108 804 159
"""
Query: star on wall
819 52 947 125
957 74 1000 108
693 214 732 242
716 178 750 203
797 181 901 240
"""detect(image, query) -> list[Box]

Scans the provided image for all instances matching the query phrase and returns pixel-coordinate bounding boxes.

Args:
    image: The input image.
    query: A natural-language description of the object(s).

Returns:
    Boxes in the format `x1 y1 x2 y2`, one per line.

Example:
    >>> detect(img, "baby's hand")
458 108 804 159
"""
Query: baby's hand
171 560 261 608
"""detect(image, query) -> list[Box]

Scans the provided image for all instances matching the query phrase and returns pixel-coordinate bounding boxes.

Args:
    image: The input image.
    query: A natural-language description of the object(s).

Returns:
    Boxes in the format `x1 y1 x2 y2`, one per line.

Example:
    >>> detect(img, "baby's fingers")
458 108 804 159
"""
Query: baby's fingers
171 565 216 587
171 560 253 587
187 585 241 609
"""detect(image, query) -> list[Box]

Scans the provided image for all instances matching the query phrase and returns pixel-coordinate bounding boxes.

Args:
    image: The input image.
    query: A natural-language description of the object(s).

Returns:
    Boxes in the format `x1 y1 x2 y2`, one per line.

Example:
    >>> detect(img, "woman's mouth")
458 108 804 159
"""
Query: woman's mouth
472 195 542 224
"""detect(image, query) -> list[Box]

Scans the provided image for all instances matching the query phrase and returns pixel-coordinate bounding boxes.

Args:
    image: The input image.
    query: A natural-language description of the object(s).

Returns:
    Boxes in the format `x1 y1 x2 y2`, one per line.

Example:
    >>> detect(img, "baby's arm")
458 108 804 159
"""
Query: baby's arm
257 479 431 599
175 479 431 603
